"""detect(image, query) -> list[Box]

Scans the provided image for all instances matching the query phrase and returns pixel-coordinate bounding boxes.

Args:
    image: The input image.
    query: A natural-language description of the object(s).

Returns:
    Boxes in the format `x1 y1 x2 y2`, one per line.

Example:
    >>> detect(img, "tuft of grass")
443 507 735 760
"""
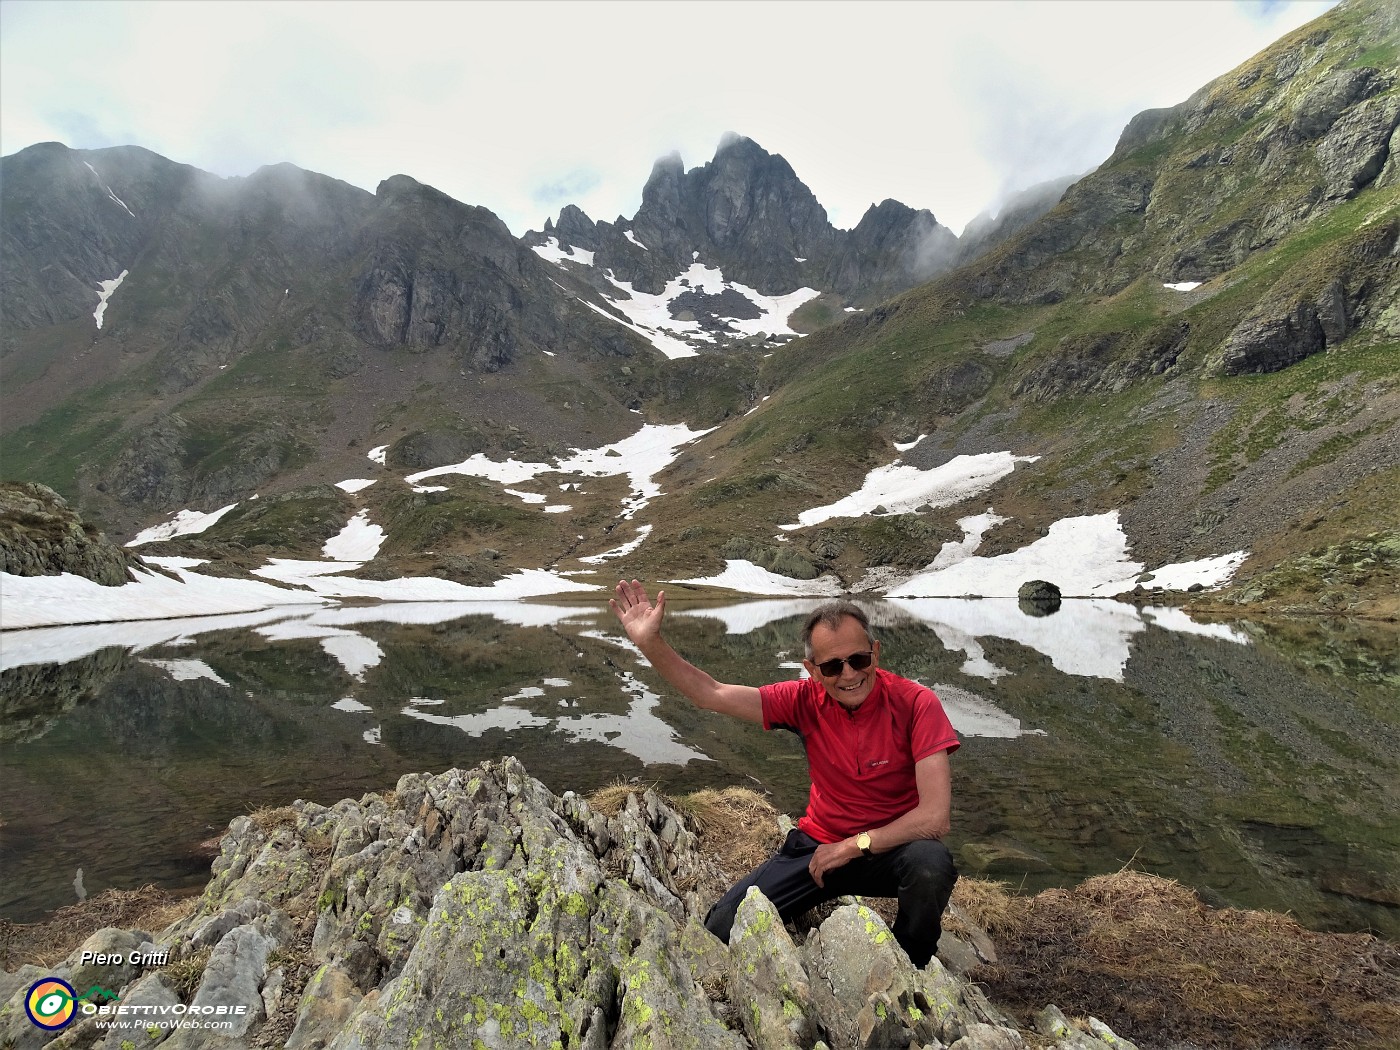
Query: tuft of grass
247 804 299 835
163 947 214 1002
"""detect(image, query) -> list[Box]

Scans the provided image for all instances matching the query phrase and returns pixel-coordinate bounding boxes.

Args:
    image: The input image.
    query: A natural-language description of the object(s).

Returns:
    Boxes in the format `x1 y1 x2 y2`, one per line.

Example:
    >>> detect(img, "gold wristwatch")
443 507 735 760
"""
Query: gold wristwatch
856 831 873 857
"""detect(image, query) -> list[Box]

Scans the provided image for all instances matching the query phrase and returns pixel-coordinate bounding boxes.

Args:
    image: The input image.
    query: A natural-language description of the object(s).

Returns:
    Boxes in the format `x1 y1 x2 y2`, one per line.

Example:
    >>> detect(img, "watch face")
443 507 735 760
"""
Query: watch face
857 833 871 851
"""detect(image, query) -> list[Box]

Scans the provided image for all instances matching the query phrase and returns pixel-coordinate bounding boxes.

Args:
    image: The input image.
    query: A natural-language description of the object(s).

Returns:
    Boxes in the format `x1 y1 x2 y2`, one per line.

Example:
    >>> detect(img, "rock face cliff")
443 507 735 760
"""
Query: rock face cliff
0 759 1140 1050
0 142 661 531
957 0 1399 321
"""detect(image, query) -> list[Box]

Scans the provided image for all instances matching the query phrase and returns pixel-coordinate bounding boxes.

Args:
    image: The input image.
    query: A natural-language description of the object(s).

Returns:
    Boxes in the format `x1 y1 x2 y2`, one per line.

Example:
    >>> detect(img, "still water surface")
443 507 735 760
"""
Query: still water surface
2 597 1396 937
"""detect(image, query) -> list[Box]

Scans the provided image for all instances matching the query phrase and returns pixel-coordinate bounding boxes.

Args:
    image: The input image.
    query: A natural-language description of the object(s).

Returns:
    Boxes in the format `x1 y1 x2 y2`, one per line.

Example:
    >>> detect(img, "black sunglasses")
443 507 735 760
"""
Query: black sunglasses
814 651 874 677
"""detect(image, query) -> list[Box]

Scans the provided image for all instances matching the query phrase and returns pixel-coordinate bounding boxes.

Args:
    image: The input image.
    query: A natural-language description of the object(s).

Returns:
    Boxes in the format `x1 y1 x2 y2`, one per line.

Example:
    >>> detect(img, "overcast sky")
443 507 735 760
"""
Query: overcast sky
1 0 1338 237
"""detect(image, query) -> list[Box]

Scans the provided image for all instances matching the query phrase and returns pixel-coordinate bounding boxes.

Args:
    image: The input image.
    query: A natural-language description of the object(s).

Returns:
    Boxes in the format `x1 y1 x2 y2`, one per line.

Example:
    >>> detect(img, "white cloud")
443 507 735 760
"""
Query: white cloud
1 1 1338 235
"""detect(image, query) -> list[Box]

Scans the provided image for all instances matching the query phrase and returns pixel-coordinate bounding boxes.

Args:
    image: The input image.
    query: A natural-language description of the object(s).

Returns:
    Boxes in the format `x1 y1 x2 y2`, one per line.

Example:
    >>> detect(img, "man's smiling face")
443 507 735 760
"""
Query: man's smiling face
803 615 881 711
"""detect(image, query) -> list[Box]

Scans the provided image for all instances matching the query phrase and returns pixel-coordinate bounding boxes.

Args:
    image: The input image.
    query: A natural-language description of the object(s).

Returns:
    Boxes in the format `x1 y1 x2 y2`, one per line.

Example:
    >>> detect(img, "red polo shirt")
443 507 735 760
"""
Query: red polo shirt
760 668 959 843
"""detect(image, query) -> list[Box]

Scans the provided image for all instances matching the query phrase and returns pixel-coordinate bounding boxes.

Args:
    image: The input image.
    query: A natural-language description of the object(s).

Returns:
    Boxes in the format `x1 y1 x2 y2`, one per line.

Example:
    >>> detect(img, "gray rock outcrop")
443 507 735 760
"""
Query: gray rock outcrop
0 758 1141 1049
0 481 140 585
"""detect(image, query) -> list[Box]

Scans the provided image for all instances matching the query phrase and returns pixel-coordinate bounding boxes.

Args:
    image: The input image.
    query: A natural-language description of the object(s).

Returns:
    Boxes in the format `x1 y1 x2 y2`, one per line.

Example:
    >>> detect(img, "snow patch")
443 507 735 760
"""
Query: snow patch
532 237 595 266
407 423 714 518
128 503 238 546
625 230 648 250
580 298 698 359
251 563 598 603
0 567 327 631
1135 551 1248 592
886 511 1246 598
1164 281 1202 291
322 510 385 561
93 270 129 329
368 445 388 466
589 261 820 360
923 510 1009 573
336 479 377 493
83 161 136 217
579 525 653 564
781 452 1036 530
669 560 844 597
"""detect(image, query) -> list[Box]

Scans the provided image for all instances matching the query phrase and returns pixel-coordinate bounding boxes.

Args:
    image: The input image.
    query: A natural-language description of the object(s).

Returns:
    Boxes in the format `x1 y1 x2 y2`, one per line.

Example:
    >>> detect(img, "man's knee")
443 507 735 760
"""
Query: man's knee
897 839 958 893
704 892 740 944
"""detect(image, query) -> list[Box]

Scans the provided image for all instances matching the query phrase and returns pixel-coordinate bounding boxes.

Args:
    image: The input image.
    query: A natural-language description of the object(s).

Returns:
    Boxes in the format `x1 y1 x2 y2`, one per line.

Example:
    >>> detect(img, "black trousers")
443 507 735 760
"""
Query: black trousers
704 828 958 968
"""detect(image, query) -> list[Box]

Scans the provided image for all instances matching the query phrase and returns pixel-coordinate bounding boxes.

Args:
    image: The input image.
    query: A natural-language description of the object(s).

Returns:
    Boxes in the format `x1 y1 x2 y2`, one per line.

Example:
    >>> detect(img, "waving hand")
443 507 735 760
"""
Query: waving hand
609 579 667 647
607 578 763 725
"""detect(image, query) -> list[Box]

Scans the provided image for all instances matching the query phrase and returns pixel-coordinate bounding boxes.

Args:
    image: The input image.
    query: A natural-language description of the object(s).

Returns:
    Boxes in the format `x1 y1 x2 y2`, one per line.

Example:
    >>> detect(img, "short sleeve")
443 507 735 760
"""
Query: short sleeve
911 687 960 759
760 678 809 733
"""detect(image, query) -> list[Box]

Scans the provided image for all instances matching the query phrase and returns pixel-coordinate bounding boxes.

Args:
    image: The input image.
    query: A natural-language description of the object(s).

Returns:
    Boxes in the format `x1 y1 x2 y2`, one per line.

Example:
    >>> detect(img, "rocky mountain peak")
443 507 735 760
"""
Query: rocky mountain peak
553 203 599 246
374 172 432 199
522 134 975 356
640 151 686 213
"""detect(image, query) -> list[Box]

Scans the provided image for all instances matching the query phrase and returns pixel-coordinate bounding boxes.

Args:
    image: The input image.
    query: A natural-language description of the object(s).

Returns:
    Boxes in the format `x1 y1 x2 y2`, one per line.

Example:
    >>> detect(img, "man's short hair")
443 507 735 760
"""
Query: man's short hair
802 600 874 659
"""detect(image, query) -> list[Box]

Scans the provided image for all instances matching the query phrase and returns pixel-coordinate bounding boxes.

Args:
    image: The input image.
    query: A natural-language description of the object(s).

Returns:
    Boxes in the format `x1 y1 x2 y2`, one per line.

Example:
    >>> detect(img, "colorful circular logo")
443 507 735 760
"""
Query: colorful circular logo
25 977 77 1030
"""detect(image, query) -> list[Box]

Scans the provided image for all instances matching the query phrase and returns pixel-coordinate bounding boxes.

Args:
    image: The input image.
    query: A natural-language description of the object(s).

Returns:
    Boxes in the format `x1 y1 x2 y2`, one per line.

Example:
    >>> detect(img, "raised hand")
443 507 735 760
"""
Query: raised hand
609 579 666 648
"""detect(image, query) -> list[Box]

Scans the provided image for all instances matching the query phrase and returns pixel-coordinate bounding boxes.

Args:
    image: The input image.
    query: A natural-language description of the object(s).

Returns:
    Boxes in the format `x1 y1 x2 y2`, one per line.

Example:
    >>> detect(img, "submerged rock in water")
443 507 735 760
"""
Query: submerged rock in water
0 758 1141 1049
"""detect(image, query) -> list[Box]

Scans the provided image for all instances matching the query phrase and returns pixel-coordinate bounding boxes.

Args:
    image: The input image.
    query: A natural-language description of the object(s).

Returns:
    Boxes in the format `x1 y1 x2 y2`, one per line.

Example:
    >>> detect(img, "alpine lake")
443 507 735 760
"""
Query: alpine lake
2 595 1397 941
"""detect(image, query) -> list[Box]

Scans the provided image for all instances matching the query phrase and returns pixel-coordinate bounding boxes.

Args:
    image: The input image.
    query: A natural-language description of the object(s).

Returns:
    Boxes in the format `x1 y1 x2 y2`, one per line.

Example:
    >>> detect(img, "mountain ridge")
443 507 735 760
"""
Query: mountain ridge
1 0 1396 612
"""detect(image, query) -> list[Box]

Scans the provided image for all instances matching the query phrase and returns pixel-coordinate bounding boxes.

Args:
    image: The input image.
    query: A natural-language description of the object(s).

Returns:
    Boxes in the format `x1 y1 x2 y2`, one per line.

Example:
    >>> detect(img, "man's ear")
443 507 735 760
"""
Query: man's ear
801 659 817 680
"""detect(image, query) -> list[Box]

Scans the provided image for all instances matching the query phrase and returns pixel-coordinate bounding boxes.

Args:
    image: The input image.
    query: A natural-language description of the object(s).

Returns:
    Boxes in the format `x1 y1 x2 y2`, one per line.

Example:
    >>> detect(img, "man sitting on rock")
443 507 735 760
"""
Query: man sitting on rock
609 579 959 968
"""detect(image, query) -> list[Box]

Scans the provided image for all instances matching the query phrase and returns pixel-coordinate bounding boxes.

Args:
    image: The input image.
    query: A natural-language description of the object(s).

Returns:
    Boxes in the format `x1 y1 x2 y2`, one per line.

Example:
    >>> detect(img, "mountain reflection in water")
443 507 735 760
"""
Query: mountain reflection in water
1 598 1396 940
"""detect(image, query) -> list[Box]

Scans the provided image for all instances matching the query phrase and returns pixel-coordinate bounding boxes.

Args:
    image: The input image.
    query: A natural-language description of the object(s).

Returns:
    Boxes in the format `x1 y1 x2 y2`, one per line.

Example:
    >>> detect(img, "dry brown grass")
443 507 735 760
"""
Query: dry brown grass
586 783 785 882
247 804 299 835
0 886 197 970
949 876 1021 934
676 787 785 878
972 870 1400 1050
584 781 645 819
